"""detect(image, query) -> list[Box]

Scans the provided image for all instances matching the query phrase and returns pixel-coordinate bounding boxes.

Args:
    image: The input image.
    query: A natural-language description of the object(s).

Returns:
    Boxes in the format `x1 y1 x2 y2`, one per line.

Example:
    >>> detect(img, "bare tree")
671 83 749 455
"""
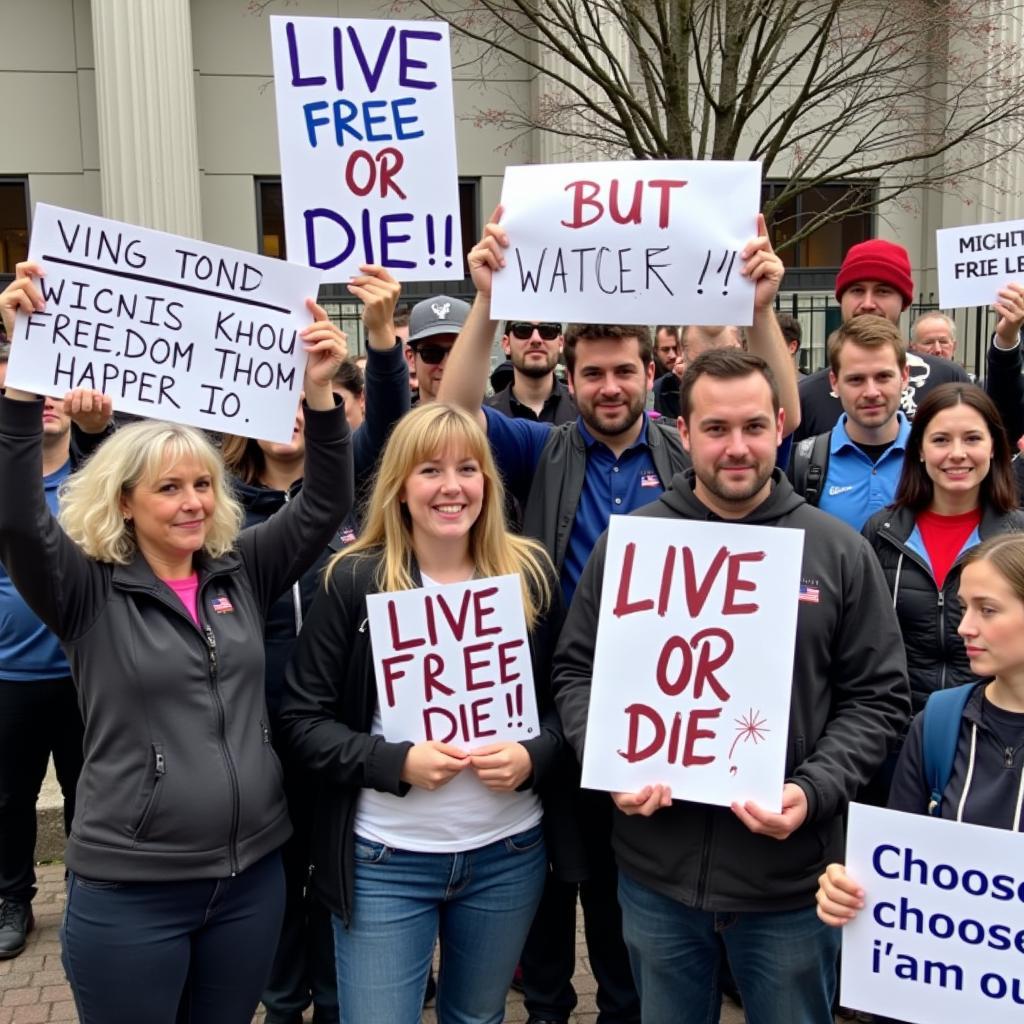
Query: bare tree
249 0 1024 251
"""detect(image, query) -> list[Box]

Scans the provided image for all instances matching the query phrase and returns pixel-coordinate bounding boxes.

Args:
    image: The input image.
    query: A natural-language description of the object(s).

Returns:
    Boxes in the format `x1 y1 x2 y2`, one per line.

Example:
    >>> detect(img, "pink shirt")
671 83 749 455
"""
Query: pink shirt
163 573 200 625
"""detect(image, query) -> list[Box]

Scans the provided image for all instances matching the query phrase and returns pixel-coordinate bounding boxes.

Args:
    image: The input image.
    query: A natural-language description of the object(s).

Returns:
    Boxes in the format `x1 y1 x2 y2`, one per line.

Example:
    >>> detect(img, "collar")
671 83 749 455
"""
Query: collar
577 411 652 453
507 378 570 412
831 411 911 455
111 548 241 593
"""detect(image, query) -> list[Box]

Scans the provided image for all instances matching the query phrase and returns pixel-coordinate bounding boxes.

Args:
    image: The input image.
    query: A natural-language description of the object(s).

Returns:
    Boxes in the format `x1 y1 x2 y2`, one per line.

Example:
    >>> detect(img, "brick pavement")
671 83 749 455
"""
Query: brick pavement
1 863 744 1023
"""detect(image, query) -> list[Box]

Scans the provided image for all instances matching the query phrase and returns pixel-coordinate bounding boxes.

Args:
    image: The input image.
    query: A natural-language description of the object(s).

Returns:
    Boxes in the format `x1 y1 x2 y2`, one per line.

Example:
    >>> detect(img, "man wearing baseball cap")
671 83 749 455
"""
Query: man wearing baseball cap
794 239 969 441
405 294 470 404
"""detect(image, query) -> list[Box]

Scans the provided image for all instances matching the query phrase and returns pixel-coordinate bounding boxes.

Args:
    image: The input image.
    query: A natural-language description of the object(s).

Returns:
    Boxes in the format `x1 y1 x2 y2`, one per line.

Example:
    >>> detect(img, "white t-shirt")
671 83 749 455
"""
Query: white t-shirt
353 572 542 852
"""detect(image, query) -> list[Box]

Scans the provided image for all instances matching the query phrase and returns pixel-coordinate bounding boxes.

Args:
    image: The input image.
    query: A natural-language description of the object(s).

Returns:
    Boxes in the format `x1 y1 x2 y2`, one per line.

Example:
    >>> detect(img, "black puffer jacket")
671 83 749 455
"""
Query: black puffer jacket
862 504 1024 715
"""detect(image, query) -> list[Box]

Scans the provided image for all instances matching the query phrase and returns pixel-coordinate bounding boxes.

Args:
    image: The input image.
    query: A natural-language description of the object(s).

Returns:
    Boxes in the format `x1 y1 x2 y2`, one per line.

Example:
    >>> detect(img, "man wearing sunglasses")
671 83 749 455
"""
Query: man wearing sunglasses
485 320 576 425
404 294 471 404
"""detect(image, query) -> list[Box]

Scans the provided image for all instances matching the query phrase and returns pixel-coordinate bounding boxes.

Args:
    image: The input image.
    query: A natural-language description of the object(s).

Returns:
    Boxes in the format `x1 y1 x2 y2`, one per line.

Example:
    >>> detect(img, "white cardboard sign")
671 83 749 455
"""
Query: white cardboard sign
581 516 803 811
843 802 1024 1023
270 16 463 283
366 575 539 748
5 204 322 443
491 160 761 326
936 219 1024 308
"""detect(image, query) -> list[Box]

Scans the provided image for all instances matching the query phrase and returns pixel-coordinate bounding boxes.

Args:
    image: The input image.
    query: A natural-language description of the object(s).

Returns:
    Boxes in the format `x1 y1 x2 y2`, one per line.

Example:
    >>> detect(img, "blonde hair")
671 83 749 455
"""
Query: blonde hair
329 403 552 627
59 420 243 564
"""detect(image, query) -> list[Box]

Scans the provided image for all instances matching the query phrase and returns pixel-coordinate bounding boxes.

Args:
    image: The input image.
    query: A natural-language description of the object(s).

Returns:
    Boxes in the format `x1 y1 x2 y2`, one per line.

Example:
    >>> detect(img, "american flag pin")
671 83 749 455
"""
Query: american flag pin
211 595 234 614
798 583 819 604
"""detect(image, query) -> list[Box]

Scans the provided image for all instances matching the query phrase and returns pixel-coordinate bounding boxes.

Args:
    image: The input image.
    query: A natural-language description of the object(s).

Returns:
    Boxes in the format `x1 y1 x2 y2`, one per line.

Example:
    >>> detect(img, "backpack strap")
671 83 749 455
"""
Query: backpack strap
788 432 832 507
921 685 975 816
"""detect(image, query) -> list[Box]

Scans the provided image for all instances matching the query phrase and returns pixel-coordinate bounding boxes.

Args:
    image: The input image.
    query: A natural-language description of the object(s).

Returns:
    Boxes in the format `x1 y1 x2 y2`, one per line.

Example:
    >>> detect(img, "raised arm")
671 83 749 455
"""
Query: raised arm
239 300 353 611
436 209 505 427
348 265 409 480
742 214 801 437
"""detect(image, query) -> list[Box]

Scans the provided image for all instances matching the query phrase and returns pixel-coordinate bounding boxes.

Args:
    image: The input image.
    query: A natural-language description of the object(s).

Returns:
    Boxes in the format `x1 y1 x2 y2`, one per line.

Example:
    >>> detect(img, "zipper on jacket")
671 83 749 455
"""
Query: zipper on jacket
204 624 242 876
695 808 716 908
937 591 947 691
282 491 304 634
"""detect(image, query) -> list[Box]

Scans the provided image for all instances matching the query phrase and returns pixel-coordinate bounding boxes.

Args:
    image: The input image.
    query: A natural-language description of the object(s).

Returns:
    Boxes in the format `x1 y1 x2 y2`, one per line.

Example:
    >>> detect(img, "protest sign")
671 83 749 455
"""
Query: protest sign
270 16 463 284
936 218 1024 308
5 204 322 443
490 160 761 326
842 803 1024 1023
581 516 803 810
366 575 538 748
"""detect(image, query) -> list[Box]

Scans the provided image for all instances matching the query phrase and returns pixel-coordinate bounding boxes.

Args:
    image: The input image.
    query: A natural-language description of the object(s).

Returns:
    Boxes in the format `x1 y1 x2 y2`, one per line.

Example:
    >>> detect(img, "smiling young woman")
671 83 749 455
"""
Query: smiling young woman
862 384 1024 726
279 402 564 1024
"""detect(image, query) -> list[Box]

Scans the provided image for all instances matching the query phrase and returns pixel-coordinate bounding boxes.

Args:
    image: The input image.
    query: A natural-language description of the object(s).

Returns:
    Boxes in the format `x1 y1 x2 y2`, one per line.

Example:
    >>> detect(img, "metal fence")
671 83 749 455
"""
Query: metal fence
778 291 996 378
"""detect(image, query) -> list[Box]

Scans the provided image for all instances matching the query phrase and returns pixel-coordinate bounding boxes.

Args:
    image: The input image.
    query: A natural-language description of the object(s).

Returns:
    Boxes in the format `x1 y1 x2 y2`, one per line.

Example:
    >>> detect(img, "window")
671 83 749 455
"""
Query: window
763 180 875 287
0 179 29 274
255 176 480 279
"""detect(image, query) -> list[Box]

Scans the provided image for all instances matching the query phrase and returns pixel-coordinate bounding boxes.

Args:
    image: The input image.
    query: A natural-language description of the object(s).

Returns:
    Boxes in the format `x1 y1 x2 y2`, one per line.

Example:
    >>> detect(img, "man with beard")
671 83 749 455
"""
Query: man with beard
438 212 798 1024
552 347 909 1024
652 325 680 379
485 320 576 425
789 316 911 531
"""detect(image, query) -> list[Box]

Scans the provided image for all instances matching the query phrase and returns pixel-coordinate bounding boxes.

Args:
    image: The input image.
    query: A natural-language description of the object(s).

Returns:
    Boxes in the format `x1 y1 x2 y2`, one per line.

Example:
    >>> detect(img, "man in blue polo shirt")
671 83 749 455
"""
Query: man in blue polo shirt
814 316 910 531
439 210 799 1024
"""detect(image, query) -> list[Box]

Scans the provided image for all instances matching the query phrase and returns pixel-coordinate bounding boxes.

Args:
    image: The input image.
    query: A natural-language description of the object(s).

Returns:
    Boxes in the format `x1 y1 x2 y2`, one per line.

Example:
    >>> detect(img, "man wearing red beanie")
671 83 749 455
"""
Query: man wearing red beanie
793 240 969 442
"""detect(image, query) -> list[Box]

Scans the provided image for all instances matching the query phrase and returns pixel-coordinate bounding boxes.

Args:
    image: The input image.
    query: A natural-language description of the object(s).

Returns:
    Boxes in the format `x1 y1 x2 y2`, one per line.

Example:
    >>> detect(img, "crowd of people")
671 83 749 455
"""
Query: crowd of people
1 212 1024 1024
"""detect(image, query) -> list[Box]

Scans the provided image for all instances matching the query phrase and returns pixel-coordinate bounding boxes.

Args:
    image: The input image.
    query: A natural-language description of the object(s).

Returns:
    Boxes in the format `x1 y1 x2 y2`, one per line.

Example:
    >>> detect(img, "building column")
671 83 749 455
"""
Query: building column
90 0 202 237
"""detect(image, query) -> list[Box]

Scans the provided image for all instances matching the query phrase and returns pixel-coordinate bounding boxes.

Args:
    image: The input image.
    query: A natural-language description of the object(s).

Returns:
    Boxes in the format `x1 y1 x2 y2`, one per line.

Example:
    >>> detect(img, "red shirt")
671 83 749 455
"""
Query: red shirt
917 507 981 587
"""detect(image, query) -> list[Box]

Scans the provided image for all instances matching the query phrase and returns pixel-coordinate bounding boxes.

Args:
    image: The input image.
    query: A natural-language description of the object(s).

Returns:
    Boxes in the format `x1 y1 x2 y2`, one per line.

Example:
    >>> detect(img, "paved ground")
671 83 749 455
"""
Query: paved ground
4 764 746 1022
0 861 746 1023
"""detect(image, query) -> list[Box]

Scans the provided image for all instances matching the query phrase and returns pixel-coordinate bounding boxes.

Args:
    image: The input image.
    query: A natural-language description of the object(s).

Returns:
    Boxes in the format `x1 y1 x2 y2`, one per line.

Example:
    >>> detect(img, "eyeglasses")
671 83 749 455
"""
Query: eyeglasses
415 343 454 365
508 322 561 341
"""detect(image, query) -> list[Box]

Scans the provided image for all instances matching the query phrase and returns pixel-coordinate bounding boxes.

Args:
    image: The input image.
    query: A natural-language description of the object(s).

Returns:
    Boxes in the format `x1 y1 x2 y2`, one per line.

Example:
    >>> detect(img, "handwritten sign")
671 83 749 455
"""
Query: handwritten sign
366 575 539 748
581 516 803 810
490 160 760 326
936 219 1024 308
5 204 322 443
842 803 1024 1023
270 16 463 283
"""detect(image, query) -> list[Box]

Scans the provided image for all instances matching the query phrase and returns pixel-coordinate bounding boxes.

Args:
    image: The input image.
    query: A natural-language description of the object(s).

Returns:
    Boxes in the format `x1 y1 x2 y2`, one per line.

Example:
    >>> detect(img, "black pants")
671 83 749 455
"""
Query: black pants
520 868 641 1023
0 676 83 902
62 850 285 1024
261 753 338 1024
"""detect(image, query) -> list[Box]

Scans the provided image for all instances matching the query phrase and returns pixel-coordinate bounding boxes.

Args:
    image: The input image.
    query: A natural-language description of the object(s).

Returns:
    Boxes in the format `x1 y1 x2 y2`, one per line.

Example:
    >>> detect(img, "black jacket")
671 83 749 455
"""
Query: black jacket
0 396 353 882
553 469 910 912
520 418 690 577
278 550 565 924
862 503 1024 715
889 682 1024 831
485 378 577 425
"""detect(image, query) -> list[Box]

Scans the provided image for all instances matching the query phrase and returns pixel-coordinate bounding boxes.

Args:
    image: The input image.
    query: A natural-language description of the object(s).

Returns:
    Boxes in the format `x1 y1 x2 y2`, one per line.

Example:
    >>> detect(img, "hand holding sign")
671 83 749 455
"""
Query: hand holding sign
0 261 44 339
300 299 348 403
731 782 809 841
348 264 401 344
741 213 785 313
612 784 673 817
466 207 507 300
994 282 1024 348
816 862 866 927
400 740 470 791
470 741 533 791
63 388 114 435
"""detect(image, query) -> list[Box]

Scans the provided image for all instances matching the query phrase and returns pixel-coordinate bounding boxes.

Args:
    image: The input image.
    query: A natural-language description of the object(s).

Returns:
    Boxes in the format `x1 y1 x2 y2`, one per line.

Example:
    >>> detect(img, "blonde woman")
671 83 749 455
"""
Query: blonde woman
0 262 353 1024
280 402 563 1024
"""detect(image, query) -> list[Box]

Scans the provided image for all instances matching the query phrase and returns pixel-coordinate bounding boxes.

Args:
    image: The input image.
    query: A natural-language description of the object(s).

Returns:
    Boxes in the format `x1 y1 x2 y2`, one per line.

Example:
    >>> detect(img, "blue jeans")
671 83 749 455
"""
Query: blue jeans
60 850 285 1024
618 871 840 1024
332 823 546 1024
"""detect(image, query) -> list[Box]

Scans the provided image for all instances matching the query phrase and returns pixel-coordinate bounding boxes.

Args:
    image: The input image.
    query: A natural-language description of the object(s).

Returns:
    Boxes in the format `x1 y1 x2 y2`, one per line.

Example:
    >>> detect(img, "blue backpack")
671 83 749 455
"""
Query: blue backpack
921 684 974 816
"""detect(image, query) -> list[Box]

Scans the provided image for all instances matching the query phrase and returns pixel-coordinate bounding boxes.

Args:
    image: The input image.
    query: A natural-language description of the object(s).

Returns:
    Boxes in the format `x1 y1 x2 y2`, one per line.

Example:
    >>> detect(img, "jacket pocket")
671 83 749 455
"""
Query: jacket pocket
130 744 165 845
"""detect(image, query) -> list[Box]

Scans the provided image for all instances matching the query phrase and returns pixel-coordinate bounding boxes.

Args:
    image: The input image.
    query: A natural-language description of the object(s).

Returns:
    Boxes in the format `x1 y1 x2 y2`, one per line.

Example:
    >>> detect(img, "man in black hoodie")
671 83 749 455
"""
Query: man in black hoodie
553 349 910 1024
